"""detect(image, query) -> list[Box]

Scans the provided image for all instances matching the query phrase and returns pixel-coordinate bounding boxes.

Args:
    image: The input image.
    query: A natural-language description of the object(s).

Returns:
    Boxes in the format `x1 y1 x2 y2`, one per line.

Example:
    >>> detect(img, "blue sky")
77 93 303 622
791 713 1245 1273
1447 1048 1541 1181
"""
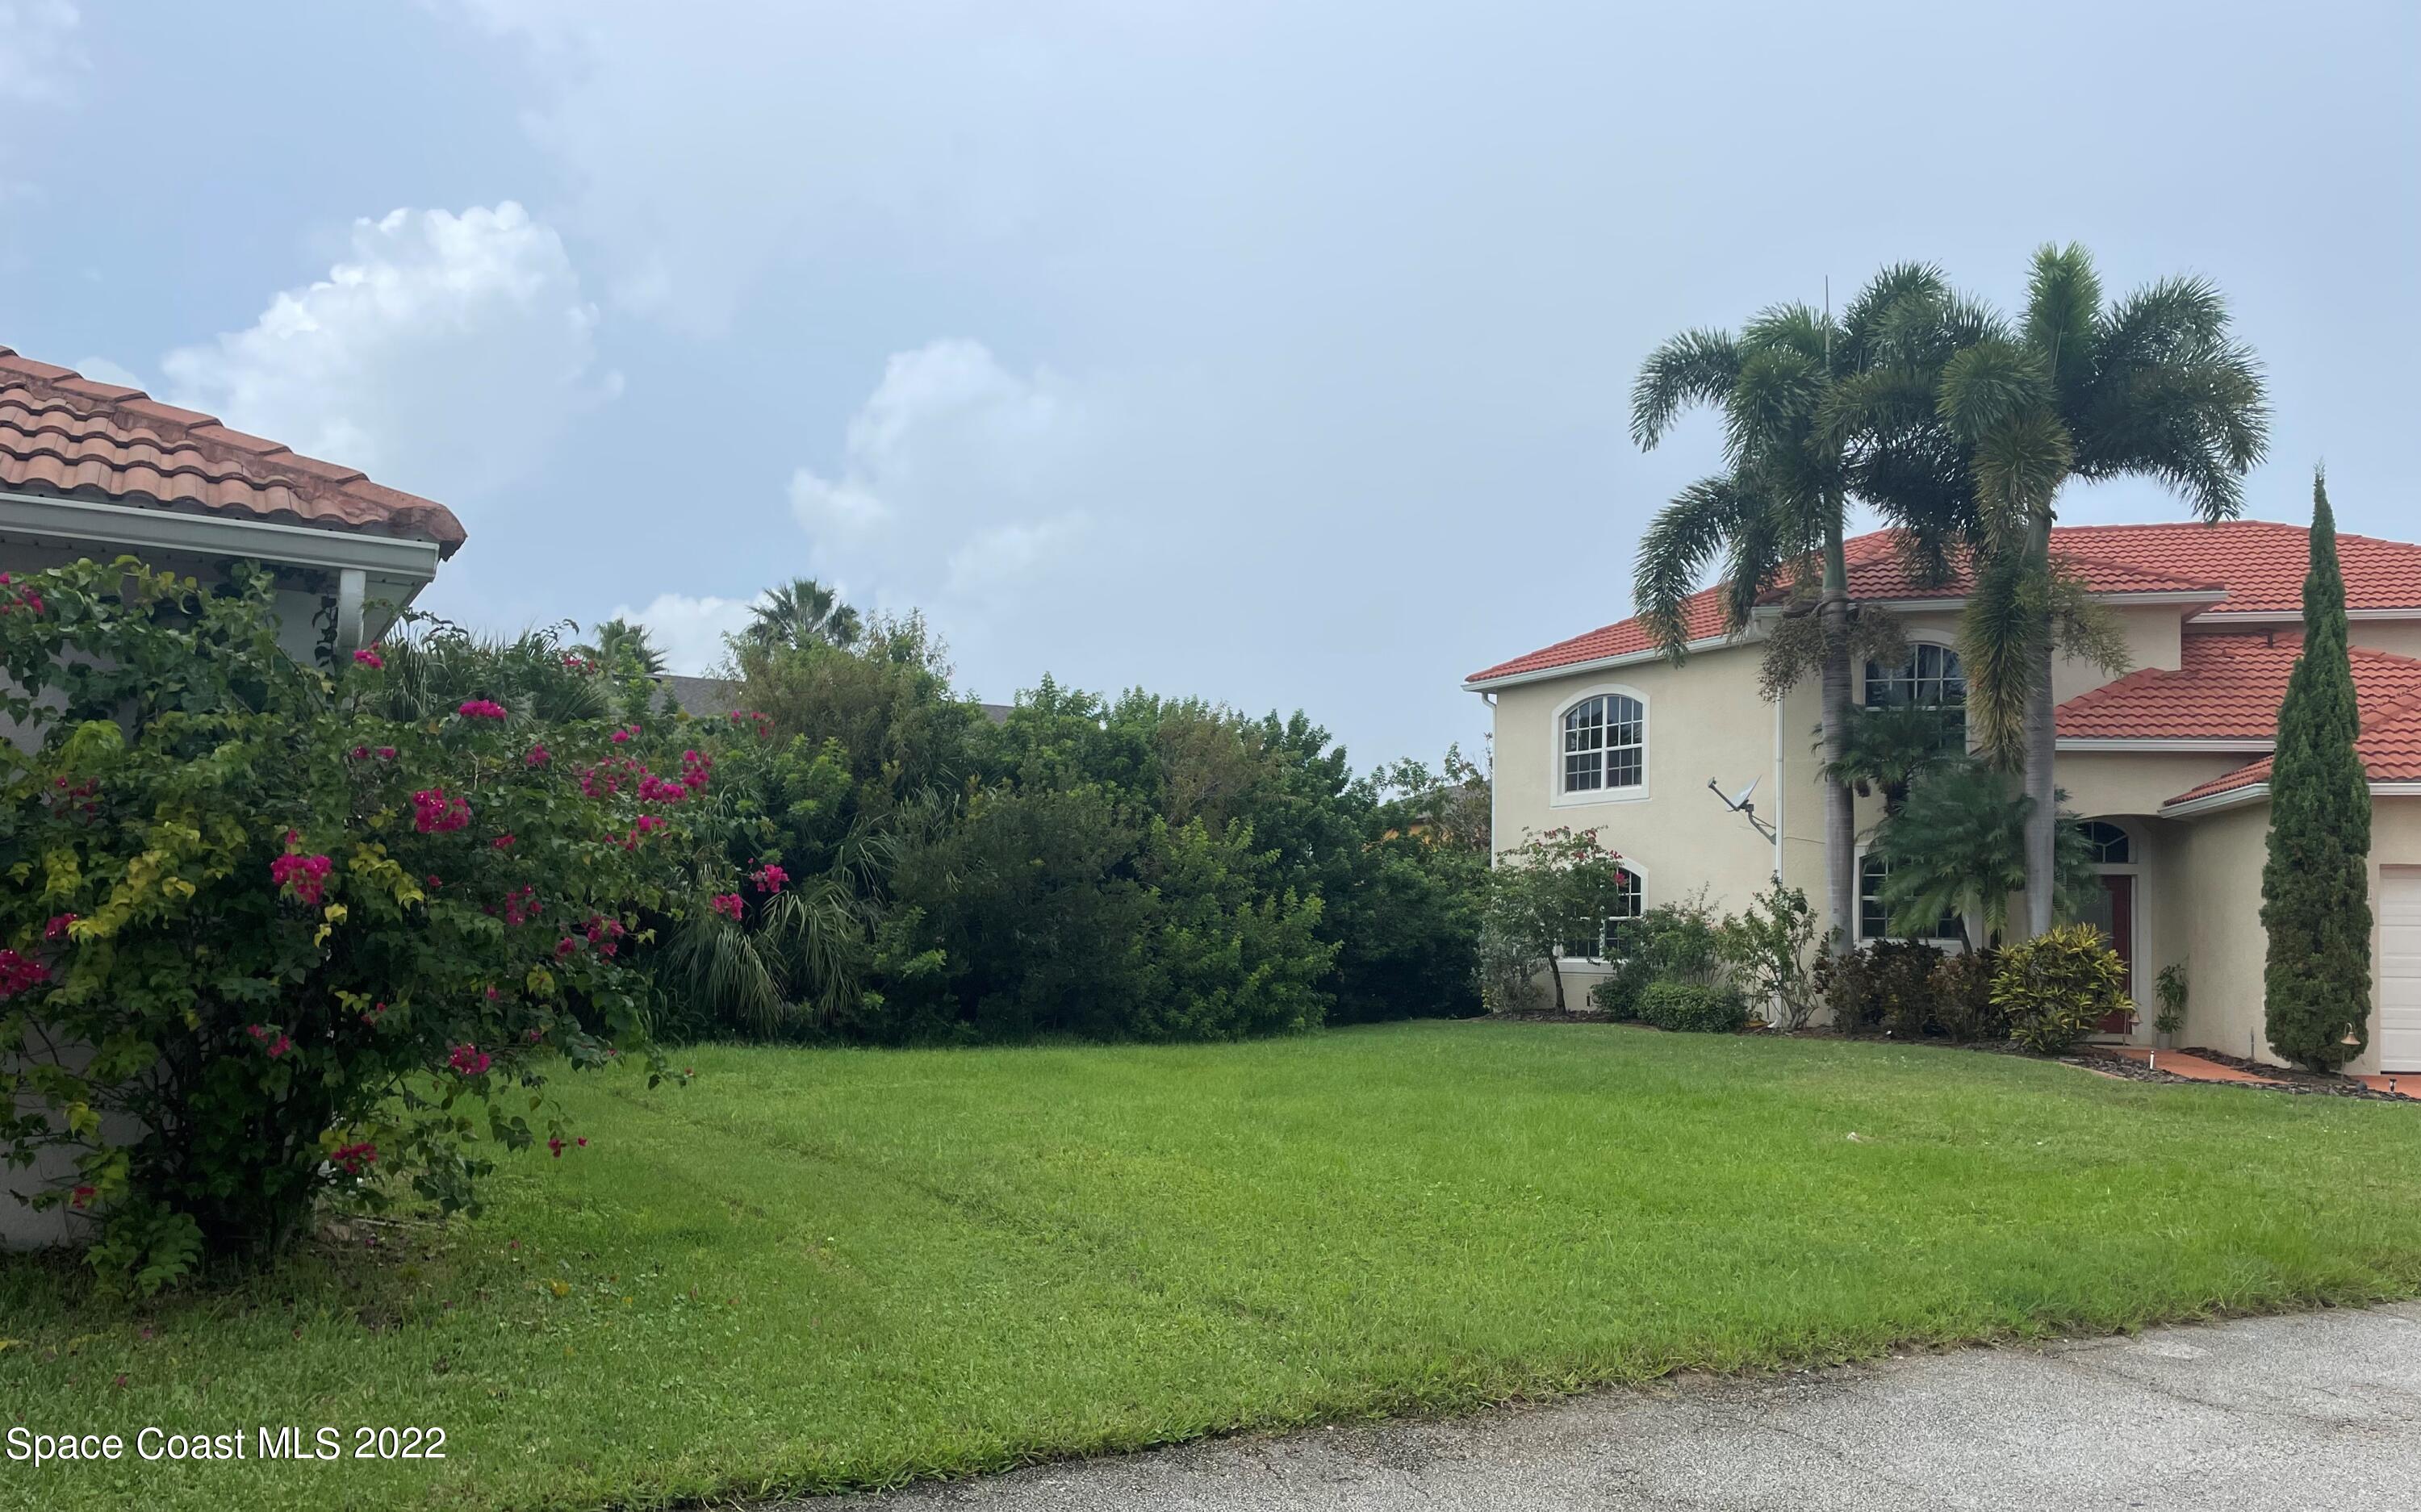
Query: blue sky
3 1 2415 767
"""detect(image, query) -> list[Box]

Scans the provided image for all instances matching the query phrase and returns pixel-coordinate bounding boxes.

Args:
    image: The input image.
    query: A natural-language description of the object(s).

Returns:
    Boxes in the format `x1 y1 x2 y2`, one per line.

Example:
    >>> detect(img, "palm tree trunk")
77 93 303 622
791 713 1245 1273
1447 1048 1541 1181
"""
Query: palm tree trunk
2021 513 2059 938
1820 528 1857 957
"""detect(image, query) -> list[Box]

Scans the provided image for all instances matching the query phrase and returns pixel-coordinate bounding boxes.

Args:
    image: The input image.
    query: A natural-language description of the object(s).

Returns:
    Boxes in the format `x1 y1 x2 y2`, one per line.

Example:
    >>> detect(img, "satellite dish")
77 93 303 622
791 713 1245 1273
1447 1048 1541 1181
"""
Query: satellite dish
1729 775 1759 810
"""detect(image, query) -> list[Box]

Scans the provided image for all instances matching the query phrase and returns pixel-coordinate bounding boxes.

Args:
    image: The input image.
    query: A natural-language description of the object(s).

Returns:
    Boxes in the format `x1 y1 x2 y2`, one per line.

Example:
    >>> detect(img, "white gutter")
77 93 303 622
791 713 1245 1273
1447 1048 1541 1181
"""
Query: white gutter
2160 779 2421 820
0 490 442 583
1463 630 1746 692
2191 608 2421 624
2058 737 2277 754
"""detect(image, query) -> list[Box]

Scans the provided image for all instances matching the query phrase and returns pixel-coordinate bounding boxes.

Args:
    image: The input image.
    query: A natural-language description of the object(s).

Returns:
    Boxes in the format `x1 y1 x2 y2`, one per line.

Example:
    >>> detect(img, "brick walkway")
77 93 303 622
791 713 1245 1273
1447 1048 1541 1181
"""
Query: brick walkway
2094 1045 2421 1100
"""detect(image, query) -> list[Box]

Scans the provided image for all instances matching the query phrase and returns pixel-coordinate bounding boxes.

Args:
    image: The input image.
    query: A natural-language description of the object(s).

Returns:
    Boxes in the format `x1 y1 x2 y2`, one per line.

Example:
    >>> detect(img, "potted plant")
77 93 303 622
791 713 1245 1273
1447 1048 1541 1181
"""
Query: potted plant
2152 963 2188 1050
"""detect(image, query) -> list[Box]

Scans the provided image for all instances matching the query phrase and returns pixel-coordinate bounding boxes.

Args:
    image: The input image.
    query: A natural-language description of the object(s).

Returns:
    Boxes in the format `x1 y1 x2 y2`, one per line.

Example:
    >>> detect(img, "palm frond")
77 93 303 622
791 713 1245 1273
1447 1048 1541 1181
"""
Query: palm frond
2023 242 2102 400
1742 302 1834 369
1633 474 1759 657
1936 340 2052 447
1969 408 2074 545
1630 328 1742 449
1956 550 2044 767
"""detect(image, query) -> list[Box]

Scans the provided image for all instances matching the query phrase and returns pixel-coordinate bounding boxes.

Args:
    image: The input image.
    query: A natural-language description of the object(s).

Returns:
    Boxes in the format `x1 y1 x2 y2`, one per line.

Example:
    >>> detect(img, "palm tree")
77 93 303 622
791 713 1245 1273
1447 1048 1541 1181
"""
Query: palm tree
579 616 667 677
1917 246 2268 935
746 577 863 652
1869 760 2097 947
1631 264 1976 954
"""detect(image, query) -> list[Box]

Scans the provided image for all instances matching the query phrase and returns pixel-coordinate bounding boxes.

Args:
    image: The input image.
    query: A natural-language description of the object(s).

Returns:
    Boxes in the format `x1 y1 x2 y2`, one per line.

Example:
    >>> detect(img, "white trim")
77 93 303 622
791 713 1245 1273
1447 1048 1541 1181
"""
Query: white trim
2192 608 2421 624
0 489 443 581
1548 682 1650 810
1551 860 1647 967
1463 631 1742 692
2159 779 2421 819
2059 738 2276 754
1857 626 1963 708
2079 818 2146 1017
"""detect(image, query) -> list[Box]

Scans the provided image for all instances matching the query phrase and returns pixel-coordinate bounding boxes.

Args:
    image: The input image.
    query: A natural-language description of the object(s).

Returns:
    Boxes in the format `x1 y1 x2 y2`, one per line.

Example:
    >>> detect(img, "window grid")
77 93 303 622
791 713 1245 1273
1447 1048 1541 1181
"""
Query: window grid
2079 821 2131 864
1561 694 1645 796
1859 854 1962 943
1559 867 1643 961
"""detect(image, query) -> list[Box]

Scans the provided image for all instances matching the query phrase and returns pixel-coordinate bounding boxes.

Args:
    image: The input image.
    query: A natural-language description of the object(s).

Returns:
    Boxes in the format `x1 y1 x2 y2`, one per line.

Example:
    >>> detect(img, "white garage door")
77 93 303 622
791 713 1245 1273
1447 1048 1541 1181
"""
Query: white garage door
2383 868 2421 1072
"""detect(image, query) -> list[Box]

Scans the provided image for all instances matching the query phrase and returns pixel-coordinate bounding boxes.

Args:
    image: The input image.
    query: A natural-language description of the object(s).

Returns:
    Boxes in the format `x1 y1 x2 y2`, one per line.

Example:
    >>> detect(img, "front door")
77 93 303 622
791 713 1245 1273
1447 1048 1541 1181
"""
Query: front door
2076 873 2137 1035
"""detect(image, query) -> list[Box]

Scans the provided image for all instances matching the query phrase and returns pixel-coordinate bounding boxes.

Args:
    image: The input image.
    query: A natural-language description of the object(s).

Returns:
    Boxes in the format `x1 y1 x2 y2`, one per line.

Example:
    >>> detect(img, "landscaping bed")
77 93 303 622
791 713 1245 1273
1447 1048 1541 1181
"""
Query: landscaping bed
6 1021 2421 1512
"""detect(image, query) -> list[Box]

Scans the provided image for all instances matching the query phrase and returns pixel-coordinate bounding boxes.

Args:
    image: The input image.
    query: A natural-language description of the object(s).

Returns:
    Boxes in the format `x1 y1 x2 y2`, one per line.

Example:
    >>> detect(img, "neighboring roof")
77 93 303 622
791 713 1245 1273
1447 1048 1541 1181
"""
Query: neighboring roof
2057 635 2421 742
2167 691 2421 810
654 673 1011 725
0 347 467 557
1465 520 2421 687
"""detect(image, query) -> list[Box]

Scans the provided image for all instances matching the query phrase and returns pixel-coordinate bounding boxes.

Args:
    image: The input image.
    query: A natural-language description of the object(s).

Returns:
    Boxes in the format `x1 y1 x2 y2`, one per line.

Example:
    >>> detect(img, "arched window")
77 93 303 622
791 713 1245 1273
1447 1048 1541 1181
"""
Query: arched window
1863 642 1967 750
1560 866 1644 961
1859 853 1963 943
2077 821 2131 864
1562 693 1645 795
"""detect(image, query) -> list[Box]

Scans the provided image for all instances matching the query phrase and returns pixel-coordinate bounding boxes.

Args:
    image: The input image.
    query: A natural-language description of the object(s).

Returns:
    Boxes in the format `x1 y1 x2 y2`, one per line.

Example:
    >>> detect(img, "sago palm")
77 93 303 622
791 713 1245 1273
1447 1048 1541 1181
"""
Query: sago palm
1912 245 2268 934
1630 264 1975 954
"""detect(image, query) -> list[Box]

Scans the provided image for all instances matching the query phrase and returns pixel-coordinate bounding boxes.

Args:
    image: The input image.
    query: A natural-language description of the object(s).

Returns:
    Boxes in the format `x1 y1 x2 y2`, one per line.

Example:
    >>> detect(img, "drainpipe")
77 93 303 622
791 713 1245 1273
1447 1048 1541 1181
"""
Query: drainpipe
335 567 366 653
1481 690 1498 864
1771 692 1786 882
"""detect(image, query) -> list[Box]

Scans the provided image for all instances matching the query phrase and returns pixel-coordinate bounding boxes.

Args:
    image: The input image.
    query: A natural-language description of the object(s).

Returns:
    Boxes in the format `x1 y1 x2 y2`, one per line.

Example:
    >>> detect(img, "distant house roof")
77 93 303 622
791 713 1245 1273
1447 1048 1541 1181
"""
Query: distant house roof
0 347 467 557
1465 521 2421 687
654 673 1011 725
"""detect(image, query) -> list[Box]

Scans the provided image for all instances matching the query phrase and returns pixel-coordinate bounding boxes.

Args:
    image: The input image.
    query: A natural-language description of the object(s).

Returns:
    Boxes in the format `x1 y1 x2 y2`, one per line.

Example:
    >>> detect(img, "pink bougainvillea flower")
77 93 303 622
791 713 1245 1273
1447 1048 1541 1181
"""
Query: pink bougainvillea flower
709 892 744 921
447 1044 491 1077
69 1184 96 1209
246 1024 268 1040
426 875 442 888
270 850 334 906
575 1137 587 1147
353 646 385 670
457 698 509 720
548 1137 566 1159
609 725 636 745
376 746 397 761
751 863 790 896
562 653 593 674
492 833 516 850
554 935 579 959
44 913 77 941
332 1141 378 1174
349 745 371 760
266 1034 292 1059
412 788 471 833
0 949 52 1000
525 744 550 767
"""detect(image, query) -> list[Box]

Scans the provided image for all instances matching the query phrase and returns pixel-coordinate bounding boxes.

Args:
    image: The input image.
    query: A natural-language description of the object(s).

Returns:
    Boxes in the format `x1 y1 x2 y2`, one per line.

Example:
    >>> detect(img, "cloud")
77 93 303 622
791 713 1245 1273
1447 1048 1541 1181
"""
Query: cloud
160 203 617 500
0 1 81 103
69 355 144 391
788 340 1091 601
609 591 763 676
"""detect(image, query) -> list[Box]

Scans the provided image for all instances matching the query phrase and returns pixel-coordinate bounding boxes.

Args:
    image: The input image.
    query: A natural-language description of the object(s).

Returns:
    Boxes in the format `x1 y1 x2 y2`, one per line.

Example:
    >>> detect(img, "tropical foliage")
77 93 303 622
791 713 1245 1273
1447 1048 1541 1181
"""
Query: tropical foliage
1992 923 2130 1055
2262 472 2373 1069
0 561 693 1283
1863 758 2097 944
1481 826 1633 1013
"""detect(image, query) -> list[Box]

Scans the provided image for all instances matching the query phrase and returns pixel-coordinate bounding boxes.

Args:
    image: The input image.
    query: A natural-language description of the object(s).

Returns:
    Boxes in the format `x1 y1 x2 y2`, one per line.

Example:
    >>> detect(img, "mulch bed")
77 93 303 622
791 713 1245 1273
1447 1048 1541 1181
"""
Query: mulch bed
1475 1013 2417 1104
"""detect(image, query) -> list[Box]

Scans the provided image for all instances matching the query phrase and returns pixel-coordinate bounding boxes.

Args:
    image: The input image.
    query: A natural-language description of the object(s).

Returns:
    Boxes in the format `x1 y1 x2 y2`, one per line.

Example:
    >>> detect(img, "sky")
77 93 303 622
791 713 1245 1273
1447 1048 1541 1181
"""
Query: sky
2 1 2415 771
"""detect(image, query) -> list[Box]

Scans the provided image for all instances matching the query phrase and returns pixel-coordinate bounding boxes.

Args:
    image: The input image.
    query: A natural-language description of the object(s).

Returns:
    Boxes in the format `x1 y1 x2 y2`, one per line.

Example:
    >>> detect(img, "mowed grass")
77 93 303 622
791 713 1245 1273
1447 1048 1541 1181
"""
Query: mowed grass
6 1021 2421 1511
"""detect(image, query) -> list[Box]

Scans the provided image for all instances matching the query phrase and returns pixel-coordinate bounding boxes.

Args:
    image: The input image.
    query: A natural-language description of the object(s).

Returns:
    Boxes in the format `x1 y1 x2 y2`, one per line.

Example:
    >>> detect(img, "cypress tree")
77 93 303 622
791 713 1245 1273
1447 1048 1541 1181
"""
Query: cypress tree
2261 470 2373 1068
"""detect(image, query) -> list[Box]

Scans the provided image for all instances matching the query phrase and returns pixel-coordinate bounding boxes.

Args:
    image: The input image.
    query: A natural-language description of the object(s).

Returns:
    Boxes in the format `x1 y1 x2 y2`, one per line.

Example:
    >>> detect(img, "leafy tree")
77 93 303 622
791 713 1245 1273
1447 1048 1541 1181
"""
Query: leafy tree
1631 265 1978 955
1482 826 1633 1011
2262 471 2373 1069
746 577 863 651
1897 245 2267 935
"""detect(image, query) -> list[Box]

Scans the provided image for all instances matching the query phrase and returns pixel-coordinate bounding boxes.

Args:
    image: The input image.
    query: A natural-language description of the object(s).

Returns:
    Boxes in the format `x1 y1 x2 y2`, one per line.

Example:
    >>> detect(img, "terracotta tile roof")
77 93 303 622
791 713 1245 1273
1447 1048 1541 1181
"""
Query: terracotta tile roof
0 348 466 557
2167 691 2421 808
1466 520 2421 686
2057 635 2421 741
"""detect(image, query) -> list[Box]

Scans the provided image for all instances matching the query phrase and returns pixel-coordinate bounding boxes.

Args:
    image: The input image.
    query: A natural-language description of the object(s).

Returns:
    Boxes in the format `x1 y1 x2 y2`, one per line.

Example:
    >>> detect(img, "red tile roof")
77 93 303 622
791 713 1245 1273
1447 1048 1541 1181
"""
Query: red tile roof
0 348 466 557
2167 691 2421 808
2057 635 2421 741
1466 520 2421 685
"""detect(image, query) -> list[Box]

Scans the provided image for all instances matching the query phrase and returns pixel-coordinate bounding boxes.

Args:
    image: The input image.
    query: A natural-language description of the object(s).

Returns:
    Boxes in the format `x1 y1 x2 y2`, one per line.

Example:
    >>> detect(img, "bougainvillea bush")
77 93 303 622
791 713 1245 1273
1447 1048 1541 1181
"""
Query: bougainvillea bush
0 559 708 1286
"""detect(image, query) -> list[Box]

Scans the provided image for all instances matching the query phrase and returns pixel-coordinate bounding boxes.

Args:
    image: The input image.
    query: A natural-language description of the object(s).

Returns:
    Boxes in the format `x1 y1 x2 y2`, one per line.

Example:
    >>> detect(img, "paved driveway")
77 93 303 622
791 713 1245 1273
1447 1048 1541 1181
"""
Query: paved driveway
809 1303 2421 1510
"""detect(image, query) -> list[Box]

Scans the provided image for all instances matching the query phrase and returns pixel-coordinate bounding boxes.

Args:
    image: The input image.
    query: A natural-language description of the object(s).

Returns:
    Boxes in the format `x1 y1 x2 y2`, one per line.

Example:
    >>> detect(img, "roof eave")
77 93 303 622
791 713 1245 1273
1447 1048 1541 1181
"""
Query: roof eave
1463 628 1755 692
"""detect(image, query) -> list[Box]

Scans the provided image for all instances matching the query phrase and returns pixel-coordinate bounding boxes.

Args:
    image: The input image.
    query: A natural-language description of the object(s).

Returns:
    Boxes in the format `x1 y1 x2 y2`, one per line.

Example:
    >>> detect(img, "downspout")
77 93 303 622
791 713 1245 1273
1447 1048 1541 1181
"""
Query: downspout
335 567 366 653
1771 691 1785 882
1480 690 1498 863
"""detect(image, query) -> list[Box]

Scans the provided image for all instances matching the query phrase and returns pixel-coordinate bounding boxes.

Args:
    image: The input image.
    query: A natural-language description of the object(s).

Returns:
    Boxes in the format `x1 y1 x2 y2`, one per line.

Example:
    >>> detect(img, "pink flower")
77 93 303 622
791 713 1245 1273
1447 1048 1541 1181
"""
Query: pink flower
353 647 384 670
426 875 442 888
376 746 397 761
332 1142 378 1174
349 745 370 760
0 949 51 999
562 654 593 674
503 886 541 927
44 913 76 941
549 1137 565 1159
412 788 471 833
609 726 636 745
554 936 579 959
270 850 334 906
525 745 550 767
447 1044 491 1078
709 892 744 921
751 863 789 896
457 698 508 720
266 1034 292 1059
69 1184 96 1209
492 834 516 850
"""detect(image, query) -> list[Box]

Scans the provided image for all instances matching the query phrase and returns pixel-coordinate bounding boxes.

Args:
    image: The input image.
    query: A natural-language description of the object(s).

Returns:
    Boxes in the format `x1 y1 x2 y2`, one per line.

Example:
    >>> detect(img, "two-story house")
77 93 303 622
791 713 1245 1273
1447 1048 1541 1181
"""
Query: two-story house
1465 519 2421 1076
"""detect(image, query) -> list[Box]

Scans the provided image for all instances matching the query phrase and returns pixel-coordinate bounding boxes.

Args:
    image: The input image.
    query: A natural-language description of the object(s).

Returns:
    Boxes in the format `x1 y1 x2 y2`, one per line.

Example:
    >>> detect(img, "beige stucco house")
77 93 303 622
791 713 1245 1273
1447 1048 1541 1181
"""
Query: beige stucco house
1465 519 2421 1076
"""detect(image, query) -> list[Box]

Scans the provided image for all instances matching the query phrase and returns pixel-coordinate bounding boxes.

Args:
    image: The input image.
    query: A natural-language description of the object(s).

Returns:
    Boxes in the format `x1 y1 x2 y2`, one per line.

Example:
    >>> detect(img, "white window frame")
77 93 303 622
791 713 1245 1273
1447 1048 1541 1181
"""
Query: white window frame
1854 847 1964 950
1553 863 1646 966
1549 683 1650 808
1860 633 1970 750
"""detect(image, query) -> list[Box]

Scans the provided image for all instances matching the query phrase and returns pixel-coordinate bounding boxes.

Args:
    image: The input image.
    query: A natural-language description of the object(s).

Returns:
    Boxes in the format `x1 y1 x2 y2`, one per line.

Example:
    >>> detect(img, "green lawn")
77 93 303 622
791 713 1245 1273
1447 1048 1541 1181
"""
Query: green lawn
6 1021 2421 1511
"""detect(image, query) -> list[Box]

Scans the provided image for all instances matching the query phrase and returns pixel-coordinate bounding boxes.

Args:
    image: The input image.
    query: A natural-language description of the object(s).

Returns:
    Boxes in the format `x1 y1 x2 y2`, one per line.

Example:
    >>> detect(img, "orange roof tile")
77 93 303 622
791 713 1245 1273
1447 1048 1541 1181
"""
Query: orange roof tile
0 348 466 557
1466 520 2421 686
2057 636 2421 741
2168 690 2421 808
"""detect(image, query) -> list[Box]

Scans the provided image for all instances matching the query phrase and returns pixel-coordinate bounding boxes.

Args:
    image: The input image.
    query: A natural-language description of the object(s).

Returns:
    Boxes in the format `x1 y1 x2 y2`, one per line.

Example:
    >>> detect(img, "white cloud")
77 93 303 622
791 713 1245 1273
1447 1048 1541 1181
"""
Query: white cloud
0 1 82 103
69 355 144 391
160 203 617 499
609 591 763 676
788 339 1092 601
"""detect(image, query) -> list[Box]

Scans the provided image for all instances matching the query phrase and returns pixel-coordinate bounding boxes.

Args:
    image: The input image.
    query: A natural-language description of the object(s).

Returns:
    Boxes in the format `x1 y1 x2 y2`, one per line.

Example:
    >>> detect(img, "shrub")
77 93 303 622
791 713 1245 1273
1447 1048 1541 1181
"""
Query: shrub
1928 948 2005 1043
1717 882 1819 1029
1637 979 1749 1034
1992 924 2129 1055
1476 921 1545 1013
2153 963 2188 1038
1587 896 1725 1021
1813 940 1938 1035
0 561 692 1284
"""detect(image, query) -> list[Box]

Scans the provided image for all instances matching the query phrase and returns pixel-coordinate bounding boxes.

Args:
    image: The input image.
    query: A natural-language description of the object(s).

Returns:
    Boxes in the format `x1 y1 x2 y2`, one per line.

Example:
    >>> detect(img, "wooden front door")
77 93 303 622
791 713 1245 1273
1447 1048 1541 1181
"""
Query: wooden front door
2097 874 2136 1034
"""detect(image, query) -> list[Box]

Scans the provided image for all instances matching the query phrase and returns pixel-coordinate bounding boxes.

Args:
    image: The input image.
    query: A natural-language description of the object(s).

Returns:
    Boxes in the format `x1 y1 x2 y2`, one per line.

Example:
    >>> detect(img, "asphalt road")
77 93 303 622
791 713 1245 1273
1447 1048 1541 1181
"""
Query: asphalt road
809 1303 2421 1510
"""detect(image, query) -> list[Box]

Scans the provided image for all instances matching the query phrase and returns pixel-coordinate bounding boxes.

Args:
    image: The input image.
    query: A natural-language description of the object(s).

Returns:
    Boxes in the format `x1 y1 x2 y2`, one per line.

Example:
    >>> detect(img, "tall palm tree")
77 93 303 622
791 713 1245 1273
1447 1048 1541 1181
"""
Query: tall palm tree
746 577 863 652
1917 246 2268 935
1631 265 1975 954
579 616 668 677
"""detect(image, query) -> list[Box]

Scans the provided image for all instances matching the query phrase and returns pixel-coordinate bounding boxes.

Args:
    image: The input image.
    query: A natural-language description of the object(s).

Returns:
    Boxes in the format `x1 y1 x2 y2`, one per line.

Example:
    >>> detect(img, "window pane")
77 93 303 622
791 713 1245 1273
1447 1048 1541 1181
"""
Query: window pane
1565 752 1602 791
1608 747 1641 787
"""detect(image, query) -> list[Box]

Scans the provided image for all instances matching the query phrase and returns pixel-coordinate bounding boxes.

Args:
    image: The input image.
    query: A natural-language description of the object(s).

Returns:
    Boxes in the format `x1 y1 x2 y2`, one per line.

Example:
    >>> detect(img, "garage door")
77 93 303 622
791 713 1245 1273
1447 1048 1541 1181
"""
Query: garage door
2383 868 2421 1072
